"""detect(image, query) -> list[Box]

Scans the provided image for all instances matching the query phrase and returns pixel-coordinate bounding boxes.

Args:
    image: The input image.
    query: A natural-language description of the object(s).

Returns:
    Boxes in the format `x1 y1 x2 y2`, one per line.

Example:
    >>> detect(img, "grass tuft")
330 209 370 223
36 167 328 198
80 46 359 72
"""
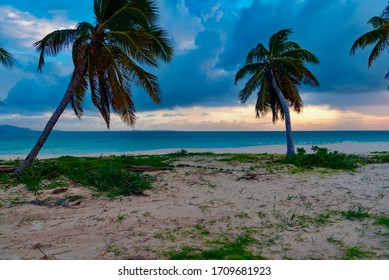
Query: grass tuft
340 205 370 220
166 233 266 260
343 247 376 260
373 215 389 228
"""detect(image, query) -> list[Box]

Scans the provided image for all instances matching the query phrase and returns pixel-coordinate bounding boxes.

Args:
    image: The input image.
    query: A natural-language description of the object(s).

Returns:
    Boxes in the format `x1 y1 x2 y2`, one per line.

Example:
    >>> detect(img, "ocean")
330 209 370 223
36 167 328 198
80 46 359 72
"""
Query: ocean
1 129 389 157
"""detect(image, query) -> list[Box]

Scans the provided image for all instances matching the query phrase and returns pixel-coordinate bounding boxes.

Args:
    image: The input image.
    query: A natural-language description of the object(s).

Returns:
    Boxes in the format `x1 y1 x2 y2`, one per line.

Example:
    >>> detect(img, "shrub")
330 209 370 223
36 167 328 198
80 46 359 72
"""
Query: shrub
284 146 358 170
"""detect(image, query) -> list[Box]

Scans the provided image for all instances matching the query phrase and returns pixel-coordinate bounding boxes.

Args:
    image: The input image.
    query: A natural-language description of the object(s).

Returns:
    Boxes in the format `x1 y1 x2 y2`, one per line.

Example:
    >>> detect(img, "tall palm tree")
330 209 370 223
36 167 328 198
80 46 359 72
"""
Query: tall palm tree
234 29 319 156
0 46 15 104
12 0 173 176
350 3 389 88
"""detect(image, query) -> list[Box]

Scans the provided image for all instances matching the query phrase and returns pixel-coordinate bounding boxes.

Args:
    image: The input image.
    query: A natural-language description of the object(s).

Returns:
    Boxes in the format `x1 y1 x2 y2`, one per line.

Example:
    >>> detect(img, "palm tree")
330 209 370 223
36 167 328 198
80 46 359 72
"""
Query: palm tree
12 0 173 176
0 46 15 104
234 29 319 156
350 2 389 88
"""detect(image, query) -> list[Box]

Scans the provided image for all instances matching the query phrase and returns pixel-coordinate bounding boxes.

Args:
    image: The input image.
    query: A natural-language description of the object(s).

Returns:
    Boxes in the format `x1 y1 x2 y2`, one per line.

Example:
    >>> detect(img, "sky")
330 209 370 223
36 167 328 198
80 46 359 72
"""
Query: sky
0 0 388 131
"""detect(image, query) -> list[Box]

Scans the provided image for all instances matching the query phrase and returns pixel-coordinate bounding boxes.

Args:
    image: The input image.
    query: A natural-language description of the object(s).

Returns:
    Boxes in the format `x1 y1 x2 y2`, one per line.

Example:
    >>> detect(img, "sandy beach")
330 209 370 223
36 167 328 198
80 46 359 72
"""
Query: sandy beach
0 142 388 259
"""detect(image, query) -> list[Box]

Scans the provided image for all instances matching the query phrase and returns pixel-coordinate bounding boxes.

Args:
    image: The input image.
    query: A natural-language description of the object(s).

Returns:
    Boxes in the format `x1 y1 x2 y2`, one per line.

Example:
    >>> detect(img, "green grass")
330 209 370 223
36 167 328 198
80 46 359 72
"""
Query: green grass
13 155 172 198
360 152 389 164
373 215 389 228
340 205 371 220
0 173 18 189
343 247 376 260
283 146 359 170
166 233 266 260
313 212 332 226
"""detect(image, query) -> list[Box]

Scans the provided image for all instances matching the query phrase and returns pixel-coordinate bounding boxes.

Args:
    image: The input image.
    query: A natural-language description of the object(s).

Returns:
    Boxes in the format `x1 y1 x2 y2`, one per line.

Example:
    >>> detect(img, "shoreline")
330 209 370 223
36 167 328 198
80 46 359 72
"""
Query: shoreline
1 142 389 160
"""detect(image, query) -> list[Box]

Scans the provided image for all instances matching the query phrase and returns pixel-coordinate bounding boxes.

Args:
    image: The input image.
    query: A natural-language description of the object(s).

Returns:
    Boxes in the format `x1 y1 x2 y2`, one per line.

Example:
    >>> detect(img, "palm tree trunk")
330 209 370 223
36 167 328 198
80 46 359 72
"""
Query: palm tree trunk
271 69 295 156
12 62 86 176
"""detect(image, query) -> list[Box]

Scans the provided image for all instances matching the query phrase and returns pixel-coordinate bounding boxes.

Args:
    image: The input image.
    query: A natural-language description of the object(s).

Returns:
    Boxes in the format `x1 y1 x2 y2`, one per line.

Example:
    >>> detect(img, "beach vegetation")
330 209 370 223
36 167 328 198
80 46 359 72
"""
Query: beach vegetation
116 211 128 222
64 194 85 202
351 3 389 89
12 0 173 176
283 146 359 170
361 151 389 164
105 241 122 257
235 212 251 219
343 246 376 260
327 235 344 245
314 212 332 226
234 29 319 156
13 156 156 198
373 215 389 228
340 204 371 220
166 233 266 260
193 224 210 236
0 173 17 189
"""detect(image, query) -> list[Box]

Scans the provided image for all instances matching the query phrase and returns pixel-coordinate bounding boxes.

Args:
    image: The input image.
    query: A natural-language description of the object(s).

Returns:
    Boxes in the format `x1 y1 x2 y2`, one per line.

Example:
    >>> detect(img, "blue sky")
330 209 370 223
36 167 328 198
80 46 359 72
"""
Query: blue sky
0 0 388 131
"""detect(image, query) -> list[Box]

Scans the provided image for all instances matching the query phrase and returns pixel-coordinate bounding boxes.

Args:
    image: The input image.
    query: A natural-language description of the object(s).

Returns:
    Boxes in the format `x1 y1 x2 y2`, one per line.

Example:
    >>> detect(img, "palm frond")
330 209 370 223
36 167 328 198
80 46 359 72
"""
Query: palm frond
350 28 386 55
238 68 266 103
281 49 320 64
70 65 89 118
109 30 158 66
34 28 80 72
255 76 272 118
368 16 386 29
234 62 265 84
269 29 292 55
0 46 15 68
368 37 388 67
104 5 150 30
246 44 269 64
147 26 174 62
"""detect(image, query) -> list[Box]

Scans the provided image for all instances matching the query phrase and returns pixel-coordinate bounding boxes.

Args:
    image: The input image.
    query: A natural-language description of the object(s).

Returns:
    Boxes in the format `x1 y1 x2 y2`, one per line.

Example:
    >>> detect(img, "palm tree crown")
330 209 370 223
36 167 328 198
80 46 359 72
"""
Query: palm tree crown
235 29 319 155
351 2 389 87
35 0 173 127
351 3 389 67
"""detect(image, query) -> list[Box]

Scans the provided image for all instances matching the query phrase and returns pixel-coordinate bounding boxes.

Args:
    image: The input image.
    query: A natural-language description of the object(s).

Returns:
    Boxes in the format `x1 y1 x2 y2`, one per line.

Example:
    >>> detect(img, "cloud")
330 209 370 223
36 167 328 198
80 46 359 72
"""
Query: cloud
162 113 187 117
159 0 204 53
0 5 77 48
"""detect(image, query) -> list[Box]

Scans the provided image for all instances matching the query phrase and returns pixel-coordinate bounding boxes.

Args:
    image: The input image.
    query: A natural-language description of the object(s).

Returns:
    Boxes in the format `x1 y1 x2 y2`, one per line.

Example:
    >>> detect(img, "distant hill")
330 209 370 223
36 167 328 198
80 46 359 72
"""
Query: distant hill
0 125 35 132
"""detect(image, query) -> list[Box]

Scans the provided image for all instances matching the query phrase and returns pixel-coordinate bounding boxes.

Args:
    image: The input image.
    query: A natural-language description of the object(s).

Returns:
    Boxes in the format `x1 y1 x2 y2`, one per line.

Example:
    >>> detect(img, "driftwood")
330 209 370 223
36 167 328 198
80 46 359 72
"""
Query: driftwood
129 166 173 172
0 165 16 173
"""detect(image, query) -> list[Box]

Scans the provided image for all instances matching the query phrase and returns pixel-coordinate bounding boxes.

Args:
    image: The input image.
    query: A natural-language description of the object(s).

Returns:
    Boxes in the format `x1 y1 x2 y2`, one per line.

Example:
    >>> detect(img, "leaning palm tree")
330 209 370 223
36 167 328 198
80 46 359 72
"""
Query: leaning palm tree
0 46 15 104
234 29 319 156
12 0 173 176
350 3 389 88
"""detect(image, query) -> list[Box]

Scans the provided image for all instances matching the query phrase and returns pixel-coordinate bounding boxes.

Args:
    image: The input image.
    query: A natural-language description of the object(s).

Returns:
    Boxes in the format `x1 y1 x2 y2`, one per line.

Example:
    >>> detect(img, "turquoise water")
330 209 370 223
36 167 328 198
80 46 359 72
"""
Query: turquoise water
1 130 389 156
